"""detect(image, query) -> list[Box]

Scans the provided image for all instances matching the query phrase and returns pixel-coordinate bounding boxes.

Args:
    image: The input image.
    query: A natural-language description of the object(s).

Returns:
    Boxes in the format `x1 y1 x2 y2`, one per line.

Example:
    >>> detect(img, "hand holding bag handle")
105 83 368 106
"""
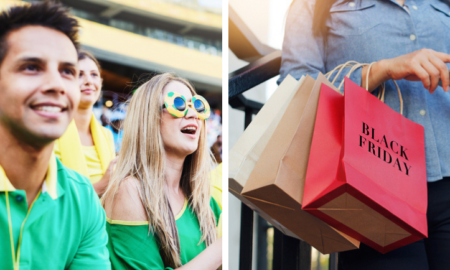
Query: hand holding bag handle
366 62 404 115
329 61 404 115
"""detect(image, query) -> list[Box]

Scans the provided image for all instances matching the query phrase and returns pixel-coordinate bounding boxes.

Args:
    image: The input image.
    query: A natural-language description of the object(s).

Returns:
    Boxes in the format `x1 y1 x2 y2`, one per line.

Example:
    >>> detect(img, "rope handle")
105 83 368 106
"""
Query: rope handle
366 62 403 115
327 61 404 115
326 60 360 82
337 62 368 91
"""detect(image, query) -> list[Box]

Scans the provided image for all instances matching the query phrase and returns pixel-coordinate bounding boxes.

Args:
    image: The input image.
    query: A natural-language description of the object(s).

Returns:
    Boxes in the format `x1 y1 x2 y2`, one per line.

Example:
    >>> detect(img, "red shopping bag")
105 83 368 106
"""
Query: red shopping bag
302 77 427 254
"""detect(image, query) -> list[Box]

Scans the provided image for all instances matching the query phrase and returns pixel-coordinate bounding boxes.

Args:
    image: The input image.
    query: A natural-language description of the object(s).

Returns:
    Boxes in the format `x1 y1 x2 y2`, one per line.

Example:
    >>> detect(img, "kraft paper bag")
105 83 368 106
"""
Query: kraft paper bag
303 77 427 254
229 74 306 238
242 73 359 254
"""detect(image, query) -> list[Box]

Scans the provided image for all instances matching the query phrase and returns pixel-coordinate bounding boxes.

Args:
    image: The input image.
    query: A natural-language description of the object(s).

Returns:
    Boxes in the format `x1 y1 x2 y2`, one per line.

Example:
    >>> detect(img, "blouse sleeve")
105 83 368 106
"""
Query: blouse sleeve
278 0 363 90
210 198 222 225
106 222 167 270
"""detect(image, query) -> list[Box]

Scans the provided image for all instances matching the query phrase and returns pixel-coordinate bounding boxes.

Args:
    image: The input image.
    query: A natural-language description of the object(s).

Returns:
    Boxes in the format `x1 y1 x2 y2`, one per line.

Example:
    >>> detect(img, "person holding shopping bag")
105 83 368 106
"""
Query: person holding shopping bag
280 0 450 269
102 73 222 270
55 51 116 197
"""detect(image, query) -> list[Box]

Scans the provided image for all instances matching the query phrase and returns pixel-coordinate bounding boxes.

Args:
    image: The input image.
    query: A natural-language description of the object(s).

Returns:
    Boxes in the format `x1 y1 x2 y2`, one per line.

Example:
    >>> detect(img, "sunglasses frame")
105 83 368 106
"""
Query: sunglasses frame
162 91 211 120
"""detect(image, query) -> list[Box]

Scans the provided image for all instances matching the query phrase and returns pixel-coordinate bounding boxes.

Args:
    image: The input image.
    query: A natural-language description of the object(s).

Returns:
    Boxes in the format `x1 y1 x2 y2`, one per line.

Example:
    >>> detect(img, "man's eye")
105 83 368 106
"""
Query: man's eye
24 64 39 72
91 73 98 77
63 69 75 76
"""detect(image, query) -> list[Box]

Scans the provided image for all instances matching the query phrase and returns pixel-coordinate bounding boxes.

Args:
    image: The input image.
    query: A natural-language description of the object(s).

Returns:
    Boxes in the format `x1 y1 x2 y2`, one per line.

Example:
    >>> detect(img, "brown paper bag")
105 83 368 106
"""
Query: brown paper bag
229 74 306 238
242 73 360 254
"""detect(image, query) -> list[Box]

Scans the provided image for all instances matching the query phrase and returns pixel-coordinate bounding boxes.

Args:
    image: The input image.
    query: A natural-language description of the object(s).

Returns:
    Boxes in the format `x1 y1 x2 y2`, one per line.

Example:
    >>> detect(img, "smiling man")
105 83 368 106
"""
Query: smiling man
0 2 110 269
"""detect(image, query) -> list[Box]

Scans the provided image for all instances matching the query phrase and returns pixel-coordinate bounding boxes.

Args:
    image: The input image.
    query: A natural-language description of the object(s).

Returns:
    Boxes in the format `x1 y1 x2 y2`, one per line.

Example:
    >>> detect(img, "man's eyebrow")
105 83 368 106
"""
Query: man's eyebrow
16 57 45 64
60 61 77 67
16 58 77 68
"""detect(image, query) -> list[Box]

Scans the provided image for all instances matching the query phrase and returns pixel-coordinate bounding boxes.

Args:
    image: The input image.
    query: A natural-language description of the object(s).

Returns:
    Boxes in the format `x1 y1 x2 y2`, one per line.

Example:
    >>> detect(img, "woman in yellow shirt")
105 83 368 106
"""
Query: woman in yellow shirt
55 51 116 196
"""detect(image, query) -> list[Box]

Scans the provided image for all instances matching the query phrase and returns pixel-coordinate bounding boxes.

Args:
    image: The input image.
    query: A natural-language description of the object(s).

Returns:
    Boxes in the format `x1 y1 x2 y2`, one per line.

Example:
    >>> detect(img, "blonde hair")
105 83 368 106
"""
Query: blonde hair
102 73 217 267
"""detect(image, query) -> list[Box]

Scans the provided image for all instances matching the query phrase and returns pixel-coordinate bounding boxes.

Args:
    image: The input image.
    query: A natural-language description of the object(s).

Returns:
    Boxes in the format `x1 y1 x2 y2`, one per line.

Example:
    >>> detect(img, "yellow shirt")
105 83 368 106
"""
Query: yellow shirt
82 145 103 184
54 117 115 184
210 163 222 210
54 143 105 184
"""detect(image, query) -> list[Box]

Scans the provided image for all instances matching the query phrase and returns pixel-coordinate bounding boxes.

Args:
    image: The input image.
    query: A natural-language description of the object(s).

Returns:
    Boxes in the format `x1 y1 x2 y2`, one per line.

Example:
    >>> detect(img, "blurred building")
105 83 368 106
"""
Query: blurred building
3 0 222 110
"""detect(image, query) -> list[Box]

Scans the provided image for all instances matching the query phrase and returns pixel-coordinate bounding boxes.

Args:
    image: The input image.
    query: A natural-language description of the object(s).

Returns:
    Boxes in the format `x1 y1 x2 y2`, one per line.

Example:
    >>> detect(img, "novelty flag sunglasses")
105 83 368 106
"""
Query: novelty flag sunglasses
162 91 210 120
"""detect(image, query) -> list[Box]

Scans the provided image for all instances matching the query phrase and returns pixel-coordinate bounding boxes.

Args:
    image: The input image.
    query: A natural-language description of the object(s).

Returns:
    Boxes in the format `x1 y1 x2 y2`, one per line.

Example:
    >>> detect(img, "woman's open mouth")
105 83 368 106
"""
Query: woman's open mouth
181 126 197 135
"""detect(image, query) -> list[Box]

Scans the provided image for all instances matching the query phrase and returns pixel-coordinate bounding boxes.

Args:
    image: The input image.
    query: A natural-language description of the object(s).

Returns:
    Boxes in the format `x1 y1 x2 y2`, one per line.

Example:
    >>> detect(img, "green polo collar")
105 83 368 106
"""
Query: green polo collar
0 152 58 199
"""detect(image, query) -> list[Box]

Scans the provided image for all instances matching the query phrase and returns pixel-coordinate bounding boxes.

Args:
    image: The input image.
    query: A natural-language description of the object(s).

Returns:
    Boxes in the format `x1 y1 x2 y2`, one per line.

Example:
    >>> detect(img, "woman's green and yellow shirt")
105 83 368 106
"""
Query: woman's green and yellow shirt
106 198 221 270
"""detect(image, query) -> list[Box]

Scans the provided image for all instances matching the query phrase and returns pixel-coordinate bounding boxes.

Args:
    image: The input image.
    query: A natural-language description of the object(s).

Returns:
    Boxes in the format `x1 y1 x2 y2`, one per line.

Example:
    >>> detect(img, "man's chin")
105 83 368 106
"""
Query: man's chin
34 128 66 141
19 125 68 147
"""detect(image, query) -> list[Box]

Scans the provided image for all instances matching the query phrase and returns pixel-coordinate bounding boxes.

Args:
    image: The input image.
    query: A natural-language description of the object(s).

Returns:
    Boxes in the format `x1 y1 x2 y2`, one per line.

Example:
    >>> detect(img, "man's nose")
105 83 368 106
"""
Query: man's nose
41 68 66 95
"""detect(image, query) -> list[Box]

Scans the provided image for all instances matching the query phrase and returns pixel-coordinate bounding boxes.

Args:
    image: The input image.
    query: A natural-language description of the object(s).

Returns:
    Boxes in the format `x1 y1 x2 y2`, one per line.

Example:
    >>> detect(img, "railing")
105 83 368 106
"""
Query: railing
229 46 339 270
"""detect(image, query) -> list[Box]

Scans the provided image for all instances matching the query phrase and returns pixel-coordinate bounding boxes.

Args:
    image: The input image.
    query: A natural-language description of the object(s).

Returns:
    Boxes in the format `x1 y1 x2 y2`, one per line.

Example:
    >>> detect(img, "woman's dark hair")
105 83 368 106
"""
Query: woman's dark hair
78 50 102 73
312 0 338 36
0 0 79 65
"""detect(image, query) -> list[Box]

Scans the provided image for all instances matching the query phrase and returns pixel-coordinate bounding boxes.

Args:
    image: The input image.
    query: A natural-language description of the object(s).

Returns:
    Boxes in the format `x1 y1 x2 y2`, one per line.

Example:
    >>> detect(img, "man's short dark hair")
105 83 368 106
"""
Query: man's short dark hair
0 0 80 65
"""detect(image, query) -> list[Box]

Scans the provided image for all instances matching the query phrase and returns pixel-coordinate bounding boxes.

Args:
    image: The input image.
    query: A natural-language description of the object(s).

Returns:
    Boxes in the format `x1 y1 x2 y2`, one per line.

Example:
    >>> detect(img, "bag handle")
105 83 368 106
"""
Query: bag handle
366 62 403 115
337 62 368 91
326 60 359 82
327 61 404 115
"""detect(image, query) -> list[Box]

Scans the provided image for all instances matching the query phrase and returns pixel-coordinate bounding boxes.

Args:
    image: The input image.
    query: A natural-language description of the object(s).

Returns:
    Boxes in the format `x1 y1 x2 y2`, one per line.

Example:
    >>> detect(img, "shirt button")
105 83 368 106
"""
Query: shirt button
412 5 418 10
15 195 24 202
348 2 356 7
419 110 426 116
410 34 416 41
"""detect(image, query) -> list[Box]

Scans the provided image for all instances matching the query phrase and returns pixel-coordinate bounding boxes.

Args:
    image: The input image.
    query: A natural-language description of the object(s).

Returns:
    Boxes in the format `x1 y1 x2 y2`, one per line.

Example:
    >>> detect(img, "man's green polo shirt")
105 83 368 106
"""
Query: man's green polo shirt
0 153 110 270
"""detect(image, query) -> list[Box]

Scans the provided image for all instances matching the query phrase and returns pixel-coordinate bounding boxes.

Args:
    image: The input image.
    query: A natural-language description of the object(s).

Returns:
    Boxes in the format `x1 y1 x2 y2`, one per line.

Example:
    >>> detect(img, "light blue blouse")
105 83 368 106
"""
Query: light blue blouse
279 0 450 182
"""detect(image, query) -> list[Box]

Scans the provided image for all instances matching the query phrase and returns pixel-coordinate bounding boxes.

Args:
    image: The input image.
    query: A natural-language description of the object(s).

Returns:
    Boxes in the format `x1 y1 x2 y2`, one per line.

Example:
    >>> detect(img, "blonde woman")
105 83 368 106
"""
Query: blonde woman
55 51 116 197
102 73 222 269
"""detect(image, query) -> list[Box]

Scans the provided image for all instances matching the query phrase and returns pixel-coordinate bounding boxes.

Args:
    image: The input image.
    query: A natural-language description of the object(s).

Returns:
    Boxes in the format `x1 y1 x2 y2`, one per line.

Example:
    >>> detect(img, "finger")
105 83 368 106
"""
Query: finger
411 64 432 92
421 61 440 93
429 54 449 92
430 50 450 64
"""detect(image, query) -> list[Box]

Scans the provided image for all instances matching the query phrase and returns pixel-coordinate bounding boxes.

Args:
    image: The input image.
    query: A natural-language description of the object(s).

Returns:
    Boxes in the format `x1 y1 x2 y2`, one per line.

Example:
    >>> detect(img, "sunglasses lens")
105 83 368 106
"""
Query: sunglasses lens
194 99 205 113
173 97 186 111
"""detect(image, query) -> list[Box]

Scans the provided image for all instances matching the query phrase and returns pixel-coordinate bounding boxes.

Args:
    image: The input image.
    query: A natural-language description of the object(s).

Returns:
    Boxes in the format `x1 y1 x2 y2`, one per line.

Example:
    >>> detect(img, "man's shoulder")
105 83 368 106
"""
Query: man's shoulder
55 158 97 201
56 159 91 185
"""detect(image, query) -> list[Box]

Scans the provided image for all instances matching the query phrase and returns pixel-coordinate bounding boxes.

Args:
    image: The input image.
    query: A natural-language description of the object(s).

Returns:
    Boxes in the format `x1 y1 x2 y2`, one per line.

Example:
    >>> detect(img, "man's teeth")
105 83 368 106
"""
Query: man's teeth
35 106 62 113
